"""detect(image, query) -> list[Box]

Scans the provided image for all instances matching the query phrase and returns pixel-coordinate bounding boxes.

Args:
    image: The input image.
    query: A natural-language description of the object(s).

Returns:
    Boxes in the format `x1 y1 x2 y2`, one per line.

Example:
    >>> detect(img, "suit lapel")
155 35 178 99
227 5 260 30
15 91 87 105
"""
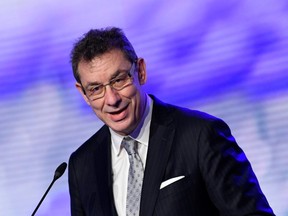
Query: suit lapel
93 127 118 216
140 96 176 216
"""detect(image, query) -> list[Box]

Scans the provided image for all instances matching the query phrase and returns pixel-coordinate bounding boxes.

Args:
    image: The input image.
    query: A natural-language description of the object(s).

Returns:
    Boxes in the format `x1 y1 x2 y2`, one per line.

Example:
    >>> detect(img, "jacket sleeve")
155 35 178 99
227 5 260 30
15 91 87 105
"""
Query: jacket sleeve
198 118 275 216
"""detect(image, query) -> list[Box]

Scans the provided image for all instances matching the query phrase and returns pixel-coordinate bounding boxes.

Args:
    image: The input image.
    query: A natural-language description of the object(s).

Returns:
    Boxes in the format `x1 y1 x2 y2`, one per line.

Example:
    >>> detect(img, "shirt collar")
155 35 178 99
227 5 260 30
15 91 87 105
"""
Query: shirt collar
110 94 153 156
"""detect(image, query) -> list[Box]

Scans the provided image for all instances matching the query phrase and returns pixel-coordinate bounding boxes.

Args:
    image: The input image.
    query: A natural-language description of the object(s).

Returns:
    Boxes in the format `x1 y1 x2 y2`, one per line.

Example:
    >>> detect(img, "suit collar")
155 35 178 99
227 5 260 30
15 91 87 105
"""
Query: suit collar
140 95 176 216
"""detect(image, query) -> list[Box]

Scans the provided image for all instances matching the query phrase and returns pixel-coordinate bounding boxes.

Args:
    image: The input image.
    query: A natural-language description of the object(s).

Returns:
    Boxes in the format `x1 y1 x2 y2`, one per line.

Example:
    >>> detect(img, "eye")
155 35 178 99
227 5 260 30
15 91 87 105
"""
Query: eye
112 74 127 85
88 85 102 94
116 73 127 81
115 77 125 83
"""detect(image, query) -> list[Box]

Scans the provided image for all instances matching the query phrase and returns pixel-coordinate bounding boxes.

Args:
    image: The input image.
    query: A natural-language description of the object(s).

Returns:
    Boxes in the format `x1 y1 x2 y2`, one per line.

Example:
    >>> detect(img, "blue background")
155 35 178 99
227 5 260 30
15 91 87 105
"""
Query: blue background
0 0 287 215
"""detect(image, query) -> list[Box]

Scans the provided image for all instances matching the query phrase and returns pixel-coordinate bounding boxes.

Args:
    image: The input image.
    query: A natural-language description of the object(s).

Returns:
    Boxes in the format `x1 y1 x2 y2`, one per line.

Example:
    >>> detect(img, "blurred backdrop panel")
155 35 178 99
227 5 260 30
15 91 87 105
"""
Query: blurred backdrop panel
0 0 287 215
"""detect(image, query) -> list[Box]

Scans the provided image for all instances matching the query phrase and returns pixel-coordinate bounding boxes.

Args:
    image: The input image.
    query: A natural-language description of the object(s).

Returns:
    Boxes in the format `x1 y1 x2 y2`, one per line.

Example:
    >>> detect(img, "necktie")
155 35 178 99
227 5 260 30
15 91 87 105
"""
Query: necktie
122 136 144 216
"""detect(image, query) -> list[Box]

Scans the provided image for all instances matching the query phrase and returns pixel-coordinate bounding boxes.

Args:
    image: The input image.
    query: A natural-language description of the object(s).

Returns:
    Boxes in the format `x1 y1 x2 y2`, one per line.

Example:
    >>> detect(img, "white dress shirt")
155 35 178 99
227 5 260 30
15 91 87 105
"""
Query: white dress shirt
110 94 153 216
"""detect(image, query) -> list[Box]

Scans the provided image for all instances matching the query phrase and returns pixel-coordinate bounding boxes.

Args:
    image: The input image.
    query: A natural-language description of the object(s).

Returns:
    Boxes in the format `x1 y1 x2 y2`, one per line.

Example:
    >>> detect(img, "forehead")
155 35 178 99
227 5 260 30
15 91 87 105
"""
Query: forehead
78 49 131 83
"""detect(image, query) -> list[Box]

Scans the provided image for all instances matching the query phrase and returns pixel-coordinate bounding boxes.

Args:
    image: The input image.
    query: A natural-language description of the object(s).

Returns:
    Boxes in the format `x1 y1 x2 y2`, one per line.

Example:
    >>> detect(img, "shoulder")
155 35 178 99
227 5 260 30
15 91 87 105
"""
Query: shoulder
151 94 228 129
172 105 232 139
69 125 110 161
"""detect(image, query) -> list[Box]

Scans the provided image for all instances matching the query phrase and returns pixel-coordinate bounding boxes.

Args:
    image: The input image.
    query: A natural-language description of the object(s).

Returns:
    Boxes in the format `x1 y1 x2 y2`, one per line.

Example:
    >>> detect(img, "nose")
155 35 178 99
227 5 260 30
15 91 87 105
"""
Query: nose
104 86 121 106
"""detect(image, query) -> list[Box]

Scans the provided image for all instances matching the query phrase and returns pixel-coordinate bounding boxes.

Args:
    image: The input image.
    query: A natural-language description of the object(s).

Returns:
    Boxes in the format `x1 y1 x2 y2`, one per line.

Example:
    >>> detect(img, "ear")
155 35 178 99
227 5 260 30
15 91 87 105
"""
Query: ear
75 82 91 106
137 58 147 85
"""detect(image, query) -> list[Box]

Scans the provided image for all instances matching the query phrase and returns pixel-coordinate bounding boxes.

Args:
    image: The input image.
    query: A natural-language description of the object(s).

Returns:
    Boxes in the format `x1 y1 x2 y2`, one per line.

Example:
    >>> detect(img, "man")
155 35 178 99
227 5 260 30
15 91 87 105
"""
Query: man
68 27 274 216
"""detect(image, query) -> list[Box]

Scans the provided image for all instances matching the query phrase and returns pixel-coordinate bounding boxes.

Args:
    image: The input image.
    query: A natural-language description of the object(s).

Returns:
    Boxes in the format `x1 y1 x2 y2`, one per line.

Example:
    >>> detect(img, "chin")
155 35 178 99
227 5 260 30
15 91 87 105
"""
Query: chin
109 121 132 135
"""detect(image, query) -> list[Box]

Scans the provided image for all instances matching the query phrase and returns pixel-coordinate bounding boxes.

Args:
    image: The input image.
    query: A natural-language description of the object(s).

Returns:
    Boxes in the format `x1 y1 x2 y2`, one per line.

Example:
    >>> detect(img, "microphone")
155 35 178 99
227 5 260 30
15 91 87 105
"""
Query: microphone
31 162 67 216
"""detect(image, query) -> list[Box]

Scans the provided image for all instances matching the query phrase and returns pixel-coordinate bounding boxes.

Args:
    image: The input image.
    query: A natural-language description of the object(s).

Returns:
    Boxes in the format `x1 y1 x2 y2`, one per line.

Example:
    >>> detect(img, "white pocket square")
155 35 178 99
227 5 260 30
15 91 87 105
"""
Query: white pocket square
160 176 185 189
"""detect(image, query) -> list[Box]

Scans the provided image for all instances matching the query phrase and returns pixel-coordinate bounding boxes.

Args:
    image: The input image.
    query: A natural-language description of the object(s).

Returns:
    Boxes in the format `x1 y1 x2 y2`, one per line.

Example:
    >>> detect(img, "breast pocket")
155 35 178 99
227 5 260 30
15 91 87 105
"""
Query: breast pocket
155 175 198 215
158 175 192 199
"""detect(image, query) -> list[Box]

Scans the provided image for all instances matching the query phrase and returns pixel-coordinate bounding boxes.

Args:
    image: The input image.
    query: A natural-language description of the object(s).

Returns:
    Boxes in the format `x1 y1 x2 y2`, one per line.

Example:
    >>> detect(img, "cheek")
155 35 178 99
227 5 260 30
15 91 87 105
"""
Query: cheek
90 101 105 117
121 85 138 97
130 91 143 117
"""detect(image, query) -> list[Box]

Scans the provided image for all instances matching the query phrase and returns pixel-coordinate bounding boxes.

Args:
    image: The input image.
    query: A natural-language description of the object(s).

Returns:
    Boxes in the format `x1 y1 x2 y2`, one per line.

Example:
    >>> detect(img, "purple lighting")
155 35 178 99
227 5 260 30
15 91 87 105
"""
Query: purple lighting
0 0 287 215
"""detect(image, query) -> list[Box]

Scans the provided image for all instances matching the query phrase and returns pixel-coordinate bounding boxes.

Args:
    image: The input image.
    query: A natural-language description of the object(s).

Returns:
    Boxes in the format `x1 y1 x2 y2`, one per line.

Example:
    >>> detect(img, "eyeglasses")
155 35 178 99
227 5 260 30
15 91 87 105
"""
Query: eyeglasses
82 62 136 101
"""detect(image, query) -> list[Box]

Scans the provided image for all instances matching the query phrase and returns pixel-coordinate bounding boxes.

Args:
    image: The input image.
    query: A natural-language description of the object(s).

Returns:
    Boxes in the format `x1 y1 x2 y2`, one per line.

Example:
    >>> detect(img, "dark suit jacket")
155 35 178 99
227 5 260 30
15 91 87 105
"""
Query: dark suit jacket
68 96 274 216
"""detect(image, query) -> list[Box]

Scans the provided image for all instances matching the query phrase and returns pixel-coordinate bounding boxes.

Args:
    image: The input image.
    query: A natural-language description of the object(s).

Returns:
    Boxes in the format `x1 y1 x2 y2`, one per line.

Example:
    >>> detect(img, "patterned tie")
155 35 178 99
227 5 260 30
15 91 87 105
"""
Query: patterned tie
122 136 144 216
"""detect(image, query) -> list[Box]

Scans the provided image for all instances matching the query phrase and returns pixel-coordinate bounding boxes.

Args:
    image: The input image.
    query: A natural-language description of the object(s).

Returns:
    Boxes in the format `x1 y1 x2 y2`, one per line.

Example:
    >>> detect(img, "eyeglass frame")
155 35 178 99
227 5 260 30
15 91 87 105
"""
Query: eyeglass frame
80 61 137 101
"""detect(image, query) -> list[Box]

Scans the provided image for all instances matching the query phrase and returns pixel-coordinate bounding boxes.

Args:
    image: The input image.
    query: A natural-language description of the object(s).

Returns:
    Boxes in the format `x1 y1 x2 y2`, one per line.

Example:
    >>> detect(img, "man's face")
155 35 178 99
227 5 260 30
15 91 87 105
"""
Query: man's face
76 49 147 136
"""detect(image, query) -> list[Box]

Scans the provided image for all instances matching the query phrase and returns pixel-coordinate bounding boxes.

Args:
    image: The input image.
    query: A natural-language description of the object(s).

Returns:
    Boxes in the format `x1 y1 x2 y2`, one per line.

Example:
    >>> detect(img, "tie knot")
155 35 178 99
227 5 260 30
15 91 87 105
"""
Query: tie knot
122 137 137 155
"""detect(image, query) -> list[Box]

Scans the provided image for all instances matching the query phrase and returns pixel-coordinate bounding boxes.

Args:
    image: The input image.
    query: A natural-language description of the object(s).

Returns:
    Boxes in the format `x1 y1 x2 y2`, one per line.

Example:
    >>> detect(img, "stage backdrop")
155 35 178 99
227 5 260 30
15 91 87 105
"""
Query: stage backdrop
0 0 287 215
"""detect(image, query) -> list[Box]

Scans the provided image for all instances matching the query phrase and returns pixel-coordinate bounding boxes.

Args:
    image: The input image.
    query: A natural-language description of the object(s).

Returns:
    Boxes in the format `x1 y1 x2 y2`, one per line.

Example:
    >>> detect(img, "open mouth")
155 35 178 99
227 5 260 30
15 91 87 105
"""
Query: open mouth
110 104 128 114
108 105 129 121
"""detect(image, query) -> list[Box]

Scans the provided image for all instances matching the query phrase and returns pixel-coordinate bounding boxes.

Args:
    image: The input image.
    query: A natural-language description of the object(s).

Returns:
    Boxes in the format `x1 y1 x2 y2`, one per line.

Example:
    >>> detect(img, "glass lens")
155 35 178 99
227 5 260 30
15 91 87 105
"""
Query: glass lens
87 85 103 98
112 73 132 90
